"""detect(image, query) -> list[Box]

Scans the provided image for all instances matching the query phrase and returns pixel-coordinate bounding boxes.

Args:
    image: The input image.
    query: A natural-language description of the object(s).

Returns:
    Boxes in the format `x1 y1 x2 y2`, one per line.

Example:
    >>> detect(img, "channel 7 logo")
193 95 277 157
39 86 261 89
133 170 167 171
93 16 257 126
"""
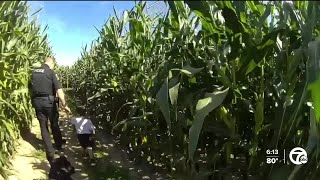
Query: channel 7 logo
289 147 308 165
266 147 308 165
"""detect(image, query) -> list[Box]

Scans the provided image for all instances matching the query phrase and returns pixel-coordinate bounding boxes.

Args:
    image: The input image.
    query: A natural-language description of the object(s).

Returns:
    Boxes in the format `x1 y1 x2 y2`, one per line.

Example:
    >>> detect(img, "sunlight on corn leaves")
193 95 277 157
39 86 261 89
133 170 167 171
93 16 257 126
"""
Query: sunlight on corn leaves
51 1 320 179
0 1 53 178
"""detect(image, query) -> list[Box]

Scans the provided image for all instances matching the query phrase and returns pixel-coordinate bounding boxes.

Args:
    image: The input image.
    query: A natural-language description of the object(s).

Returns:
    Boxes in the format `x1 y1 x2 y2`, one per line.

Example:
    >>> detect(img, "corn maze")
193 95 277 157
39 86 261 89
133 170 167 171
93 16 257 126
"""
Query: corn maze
3 1 320 179
0 1 54 179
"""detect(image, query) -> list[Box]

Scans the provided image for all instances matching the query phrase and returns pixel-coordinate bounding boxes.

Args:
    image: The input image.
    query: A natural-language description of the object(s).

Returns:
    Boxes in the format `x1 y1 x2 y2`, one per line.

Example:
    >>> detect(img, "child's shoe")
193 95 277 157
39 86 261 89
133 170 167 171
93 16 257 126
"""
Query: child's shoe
82 149 88 160
90 159 96 166
83 154 88 160
86 147 94 159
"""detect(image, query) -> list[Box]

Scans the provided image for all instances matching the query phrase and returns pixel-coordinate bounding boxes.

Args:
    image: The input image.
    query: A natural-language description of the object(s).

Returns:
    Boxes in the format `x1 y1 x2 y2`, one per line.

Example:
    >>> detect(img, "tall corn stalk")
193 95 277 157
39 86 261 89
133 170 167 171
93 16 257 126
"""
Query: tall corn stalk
60 1 320 179
0 1 53 179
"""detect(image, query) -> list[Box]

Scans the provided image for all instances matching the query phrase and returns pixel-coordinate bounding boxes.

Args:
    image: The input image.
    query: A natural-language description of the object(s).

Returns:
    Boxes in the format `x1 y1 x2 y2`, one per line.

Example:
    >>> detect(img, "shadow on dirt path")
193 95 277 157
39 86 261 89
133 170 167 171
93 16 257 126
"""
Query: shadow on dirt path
20 130 43 151
8 120 50 180
8 111 170 180
58 113 171 180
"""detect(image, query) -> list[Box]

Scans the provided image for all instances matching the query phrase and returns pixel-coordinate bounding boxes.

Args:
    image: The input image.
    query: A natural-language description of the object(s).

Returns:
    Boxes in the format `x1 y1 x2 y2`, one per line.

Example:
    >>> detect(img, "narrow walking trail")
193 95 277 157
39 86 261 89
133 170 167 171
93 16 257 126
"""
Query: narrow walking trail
7 112 170 180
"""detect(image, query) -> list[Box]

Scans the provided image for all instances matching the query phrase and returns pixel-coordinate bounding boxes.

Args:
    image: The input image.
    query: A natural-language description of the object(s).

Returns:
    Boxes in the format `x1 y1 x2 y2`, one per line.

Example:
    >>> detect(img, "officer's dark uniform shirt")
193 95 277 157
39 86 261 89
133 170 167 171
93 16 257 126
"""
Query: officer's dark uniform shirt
29 63 64 162
29 64 61 108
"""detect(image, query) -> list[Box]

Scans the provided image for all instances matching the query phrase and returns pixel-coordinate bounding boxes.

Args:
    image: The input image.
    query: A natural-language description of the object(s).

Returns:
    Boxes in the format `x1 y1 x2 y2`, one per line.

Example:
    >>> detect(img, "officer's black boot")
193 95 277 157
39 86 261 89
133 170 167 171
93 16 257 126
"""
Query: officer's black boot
47 152 61 179
48 159 58 180
47 152 60 164
54 139 66 152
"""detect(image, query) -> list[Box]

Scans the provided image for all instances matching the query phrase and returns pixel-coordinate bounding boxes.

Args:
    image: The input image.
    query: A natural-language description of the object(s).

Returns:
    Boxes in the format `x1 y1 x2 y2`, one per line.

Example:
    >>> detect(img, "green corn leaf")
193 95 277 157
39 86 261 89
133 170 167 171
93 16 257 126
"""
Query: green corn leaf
156 77 171 130
188 88 229 160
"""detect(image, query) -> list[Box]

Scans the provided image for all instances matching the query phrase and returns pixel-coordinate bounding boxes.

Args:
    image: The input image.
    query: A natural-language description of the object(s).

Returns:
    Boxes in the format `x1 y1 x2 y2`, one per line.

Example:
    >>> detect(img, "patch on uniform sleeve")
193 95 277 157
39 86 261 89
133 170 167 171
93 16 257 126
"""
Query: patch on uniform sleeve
33 69 45 73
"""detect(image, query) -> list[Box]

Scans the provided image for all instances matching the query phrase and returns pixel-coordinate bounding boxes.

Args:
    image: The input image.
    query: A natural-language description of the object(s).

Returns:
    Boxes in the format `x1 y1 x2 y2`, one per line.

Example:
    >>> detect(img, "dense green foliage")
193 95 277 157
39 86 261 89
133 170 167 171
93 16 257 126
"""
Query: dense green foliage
57 1 320 179
0 1 53 178
2 0 320 179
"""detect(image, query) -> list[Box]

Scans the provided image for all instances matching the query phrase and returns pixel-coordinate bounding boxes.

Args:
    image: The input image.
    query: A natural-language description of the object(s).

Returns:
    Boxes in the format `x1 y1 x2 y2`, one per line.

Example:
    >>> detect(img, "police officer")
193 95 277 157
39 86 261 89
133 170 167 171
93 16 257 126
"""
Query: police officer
29 57 71 163
54 75 63 120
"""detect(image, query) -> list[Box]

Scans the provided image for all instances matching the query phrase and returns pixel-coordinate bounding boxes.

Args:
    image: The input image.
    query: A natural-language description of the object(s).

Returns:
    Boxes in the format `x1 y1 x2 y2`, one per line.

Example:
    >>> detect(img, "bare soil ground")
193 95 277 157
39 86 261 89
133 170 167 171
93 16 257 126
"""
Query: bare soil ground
7 113 170 180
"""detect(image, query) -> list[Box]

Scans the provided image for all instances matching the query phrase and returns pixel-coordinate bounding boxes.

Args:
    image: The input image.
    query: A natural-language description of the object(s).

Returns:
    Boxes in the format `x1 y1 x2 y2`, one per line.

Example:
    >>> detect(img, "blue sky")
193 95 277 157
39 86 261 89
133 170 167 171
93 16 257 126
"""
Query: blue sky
27 1 167 66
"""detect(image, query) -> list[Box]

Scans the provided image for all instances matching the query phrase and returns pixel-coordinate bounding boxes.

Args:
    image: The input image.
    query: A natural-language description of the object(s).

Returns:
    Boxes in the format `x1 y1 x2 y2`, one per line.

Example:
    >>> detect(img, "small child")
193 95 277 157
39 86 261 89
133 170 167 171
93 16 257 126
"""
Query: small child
70 106 96 166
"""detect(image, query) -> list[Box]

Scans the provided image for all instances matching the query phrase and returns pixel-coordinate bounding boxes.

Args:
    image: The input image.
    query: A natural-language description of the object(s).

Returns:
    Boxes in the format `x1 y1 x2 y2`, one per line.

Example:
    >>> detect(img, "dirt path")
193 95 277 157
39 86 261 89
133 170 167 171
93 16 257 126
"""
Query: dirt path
7 119 48 180
7 113 170 180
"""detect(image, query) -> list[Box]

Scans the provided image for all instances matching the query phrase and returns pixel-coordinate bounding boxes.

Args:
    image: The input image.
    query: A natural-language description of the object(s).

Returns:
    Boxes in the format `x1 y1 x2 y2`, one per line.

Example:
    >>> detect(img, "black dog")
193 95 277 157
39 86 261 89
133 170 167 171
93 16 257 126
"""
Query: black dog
49 155 75 180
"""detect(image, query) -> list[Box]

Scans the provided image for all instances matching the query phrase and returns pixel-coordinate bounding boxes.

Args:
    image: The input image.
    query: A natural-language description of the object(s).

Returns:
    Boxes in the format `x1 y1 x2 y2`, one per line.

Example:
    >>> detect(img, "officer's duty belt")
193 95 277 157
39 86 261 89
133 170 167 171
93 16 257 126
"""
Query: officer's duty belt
34 94 50 97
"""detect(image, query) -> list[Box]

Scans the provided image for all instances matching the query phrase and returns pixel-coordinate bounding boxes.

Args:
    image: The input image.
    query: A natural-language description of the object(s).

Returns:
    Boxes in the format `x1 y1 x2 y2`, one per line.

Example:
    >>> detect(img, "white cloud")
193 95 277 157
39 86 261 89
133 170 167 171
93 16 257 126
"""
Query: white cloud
27 1 66 34
55 52 80 66
27 1 45 22
28 1 45 11
145 1 168 17
26 1 102 67
99 1 111 5
27 1 76 65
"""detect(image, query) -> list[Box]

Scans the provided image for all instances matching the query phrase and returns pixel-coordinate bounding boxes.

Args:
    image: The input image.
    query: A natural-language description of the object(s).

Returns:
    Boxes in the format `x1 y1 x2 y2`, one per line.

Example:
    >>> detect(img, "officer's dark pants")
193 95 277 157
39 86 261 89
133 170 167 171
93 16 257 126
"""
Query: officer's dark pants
53 101 60 127
33 98 63 162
